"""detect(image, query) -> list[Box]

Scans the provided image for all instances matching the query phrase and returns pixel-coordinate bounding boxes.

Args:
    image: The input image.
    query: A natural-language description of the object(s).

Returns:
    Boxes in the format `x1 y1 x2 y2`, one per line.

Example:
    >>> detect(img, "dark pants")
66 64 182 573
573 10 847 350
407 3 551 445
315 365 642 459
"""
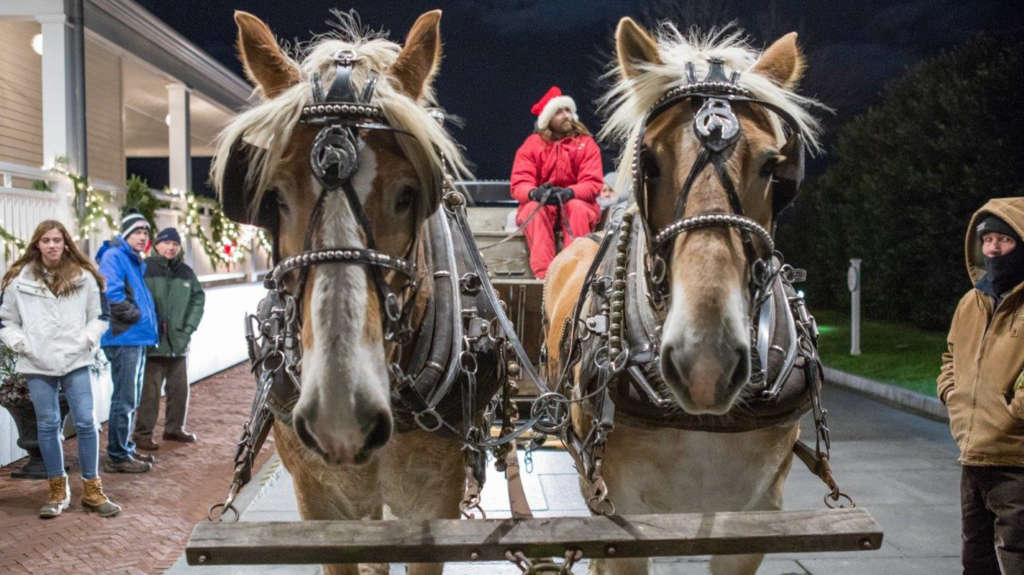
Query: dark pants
104 346 146 463
136 356 189 437
961 465 1024 574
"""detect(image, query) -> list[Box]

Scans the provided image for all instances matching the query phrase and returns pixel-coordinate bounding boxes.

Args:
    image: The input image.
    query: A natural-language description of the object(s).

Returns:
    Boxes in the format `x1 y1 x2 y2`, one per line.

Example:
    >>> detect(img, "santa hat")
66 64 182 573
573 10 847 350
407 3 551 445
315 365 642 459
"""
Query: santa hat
531 86 578 131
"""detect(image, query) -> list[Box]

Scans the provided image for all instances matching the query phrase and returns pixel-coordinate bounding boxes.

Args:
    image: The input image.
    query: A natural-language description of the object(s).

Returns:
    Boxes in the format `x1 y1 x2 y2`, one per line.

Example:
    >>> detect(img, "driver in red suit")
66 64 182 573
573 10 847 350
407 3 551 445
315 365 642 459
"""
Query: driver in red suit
510 86 604 279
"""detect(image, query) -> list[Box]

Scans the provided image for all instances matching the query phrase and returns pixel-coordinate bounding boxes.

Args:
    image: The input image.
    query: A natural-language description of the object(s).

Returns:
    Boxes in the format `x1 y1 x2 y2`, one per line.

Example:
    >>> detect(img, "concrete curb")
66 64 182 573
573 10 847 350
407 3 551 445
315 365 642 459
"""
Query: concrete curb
823 366 948 423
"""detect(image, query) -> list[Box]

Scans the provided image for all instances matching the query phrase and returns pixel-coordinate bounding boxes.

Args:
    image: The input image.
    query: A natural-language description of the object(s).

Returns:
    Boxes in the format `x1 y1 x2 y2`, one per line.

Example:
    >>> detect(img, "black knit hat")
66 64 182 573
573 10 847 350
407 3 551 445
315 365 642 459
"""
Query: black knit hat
120 209 150 238
155 227 182 245
975 215 1021 243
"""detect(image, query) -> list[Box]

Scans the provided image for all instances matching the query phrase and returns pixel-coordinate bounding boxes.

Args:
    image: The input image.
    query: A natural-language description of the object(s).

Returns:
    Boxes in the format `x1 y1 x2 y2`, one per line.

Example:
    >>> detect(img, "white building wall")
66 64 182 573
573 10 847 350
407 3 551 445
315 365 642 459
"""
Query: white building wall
0 20 43 169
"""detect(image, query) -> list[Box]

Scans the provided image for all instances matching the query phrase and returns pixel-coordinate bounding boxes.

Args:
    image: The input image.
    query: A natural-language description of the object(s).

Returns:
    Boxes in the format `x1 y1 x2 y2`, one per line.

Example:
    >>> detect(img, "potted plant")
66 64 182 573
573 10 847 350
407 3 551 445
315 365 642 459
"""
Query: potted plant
0 344 67 479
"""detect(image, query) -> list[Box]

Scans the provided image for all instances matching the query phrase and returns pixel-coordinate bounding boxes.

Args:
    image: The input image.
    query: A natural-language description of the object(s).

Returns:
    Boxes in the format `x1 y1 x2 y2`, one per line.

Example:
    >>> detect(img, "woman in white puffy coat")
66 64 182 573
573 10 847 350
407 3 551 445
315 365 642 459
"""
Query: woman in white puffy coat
0 220 120 518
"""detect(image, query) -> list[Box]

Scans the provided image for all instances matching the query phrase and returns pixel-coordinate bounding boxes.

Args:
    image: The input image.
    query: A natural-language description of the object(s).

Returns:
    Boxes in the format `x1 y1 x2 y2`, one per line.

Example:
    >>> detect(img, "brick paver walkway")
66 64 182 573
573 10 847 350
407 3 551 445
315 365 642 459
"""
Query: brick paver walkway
0 363 271 575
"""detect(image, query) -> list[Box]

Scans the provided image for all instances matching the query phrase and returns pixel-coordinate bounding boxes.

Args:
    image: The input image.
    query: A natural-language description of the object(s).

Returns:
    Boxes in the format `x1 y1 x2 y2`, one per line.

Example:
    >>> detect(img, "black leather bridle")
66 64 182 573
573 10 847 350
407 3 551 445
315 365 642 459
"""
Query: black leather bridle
630 58 806 307
222 49 435 344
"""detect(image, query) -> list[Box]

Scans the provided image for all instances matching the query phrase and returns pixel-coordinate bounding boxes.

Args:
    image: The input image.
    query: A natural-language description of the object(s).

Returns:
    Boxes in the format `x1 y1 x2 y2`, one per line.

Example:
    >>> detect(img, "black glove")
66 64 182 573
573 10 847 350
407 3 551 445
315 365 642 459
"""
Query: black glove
545 187 574 205
527 183 552 203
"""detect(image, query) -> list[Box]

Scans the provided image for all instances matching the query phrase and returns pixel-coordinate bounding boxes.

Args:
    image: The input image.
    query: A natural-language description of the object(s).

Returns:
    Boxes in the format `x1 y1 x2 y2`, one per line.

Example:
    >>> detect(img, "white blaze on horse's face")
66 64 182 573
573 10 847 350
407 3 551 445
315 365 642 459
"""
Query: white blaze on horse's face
226 9 448 466
292 144 393 466
613 20 808 415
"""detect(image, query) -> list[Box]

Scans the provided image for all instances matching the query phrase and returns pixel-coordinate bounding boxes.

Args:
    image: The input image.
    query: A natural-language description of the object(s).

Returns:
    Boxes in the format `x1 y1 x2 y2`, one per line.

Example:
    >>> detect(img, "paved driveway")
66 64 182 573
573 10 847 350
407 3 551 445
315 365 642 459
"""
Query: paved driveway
168 383 961 574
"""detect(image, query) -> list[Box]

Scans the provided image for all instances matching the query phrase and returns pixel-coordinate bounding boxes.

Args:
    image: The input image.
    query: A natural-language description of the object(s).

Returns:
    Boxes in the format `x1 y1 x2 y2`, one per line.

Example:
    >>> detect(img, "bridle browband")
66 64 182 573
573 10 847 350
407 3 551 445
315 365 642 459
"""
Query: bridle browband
630 58 806 304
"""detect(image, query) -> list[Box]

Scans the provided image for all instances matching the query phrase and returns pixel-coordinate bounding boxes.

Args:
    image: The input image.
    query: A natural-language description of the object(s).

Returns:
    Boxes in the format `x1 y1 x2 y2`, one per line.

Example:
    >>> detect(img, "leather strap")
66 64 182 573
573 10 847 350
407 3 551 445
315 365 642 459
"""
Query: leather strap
503 447 534 519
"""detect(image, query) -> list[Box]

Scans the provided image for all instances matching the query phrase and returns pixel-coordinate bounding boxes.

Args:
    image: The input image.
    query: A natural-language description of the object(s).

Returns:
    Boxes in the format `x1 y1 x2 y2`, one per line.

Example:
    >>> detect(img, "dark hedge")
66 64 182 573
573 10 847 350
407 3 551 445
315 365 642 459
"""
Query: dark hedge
776 35 1023 330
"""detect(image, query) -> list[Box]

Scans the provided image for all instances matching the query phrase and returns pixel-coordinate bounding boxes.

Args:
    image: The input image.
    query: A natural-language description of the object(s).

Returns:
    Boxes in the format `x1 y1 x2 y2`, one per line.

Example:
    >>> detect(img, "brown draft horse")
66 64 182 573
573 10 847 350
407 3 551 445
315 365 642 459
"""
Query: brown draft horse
212 10 475 575
544 18 823 575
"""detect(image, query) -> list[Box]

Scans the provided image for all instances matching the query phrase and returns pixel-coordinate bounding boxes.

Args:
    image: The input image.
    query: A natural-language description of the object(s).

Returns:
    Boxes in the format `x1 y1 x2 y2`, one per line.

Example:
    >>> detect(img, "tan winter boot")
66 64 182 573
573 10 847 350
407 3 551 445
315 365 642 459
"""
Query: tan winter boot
81 477 121 517
39 476 70 519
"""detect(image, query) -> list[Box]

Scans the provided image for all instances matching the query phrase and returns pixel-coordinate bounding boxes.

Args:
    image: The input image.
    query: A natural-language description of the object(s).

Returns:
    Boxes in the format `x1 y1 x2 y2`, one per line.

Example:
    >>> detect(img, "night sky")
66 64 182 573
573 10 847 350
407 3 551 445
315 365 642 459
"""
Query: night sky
134 0 1022 180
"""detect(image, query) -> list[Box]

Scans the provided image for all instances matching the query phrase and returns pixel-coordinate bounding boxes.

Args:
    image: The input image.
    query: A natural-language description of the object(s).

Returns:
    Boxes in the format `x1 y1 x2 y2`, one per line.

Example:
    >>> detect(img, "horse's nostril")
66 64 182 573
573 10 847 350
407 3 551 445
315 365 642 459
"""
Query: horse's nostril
293 413 326 457
661 343 684 385
730 347 750 387
363 412 392 452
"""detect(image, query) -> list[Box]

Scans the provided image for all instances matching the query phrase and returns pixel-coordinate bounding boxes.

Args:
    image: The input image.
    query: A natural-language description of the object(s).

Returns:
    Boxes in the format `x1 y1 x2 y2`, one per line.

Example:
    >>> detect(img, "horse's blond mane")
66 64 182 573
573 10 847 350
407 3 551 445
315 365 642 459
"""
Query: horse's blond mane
211 13 469 220
599 23 824 194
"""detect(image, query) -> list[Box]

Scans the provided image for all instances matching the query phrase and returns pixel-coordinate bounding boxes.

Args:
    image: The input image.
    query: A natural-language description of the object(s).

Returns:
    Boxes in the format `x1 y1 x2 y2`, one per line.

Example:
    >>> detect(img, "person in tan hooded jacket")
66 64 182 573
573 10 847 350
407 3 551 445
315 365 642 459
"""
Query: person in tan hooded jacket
937 197 1024 574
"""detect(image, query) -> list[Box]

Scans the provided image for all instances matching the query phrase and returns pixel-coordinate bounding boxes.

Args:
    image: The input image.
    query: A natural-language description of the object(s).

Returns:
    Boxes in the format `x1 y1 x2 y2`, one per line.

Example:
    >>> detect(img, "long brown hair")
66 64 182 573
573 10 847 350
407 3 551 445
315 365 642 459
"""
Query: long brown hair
1 220 105 296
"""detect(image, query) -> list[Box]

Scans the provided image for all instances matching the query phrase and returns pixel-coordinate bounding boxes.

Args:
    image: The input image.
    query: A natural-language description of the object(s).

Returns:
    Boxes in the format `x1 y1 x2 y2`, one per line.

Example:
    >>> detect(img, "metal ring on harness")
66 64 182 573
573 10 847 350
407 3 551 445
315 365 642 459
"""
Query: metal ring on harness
530 392 569 434
459 350 478 375
413 408 445 432
384 291 402 323
207 501 240 523
825 490 855 509
260 350 285 374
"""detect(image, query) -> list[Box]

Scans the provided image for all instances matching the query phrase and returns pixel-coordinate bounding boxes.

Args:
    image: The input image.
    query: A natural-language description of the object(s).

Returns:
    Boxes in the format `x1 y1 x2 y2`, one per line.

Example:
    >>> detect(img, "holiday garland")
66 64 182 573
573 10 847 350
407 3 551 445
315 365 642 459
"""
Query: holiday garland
0 165 271 269
180 191 271 269
51 161 116 241
0 225 26 261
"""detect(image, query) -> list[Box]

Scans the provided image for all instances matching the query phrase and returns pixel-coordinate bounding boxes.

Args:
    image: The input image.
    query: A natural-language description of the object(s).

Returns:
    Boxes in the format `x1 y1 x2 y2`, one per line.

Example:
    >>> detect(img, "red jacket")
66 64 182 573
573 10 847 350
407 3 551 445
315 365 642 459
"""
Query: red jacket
509 133 604 205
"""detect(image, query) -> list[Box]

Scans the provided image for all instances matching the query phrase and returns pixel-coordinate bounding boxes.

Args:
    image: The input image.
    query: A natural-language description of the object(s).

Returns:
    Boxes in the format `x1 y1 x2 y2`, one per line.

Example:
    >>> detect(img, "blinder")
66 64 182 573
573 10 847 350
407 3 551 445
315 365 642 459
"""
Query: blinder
770 132 805 218
219 138 279 230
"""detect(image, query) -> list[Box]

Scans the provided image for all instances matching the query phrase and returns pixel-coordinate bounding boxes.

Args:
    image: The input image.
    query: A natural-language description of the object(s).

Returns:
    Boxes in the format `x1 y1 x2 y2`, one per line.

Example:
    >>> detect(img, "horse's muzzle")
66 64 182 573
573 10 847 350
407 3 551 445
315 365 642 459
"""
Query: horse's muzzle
292 407 392 466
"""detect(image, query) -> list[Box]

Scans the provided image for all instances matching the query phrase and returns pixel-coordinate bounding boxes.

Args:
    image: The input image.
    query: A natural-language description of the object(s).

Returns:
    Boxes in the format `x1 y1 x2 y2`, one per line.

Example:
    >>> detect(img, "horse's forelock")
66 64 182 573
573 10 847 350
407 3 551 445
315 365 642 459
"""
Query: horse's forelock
211 18 469 221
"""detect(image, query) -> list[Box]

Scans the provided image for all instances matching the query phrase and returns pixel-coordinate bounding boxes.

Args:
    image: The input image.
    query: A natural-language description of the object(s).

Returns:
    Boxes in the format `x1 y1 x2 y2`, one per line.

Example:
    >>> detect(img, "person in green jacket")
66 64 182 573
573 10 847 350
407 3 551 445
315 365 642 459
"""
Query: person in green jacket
133 228 205 450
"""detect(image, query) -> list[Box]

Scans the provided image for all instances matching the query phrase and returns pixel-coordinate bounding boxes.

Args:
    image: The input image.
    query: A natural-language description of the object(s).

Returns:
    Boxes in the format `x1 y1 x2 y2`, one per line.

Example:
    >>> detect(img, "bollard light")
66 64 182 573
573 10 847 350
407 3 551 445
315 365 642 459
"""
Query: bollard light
848 259 862 356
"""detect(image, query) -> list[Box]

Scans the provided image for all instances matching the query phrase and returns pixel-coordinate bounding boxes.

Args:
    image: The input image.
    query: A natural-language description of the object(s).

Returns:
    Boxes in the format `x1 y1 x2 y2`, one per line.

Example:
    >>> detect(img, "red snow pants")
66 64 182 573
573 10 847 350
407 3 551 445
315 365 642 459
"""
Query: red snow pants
516 199 600 279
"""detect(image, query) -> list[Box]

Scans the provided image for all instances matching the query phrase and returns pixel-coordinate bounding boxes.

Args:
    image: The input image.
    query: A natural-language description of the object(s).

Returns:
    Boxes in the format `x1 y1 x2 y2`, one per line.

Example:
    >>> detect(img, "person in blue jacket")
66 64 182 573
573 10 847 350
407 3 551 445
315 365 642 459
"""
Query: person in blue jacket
96 210 158 473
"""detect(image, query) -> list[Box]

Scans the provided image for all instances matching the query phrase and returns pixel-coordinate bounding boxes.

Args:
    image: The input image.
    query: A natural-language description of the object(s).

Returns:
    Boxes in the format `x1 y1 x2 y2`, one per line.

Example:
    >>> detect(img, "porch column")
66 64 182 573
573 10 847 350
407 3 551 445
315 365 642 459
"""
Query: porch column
36 12 79 227
37 14 70 170
167 83 192 196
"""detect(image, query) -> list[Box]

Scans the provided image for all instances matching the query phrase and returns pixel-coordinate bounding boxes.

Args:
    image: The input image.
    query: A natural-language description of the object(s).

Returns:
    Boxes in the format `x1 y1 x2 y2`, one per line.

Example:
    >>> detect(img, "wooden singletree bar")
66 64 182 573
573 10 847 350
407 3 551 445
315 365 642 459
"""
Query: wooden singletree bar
186 508 883 565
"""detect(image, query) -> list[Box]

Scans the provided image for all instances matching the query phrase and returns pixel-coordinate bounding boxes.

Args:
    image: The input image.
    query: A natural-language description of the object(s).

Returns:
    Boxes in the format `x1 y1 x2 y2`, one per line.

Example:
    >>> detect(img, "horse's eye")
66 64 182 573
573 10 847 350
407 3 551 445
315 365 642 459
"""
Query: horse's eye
759 155 780 179
642 149 661 179
270 190 289 213
395 186 416 213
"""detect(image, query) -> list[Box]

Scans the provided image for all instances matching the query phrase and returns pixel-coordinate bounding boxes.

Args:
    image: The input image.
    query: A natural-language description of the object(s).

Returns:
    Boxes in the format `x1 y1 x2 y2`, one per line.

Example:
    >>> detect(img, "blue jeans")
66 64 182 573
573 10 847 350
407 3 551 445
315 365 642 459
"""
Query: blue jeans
26 367 98 479
104 346 146 463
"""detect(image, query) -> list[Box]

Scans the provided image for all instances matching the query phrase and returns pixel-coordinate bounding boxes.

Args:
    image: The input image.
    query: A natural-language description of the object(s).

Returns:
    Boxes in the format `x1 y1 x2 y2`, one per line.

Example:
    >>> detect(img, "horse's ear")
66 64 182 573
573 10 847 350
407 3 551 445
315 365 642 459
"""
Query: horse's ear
234 11 300 99
752 32 805 90
616 17 662 81
391 10 442 101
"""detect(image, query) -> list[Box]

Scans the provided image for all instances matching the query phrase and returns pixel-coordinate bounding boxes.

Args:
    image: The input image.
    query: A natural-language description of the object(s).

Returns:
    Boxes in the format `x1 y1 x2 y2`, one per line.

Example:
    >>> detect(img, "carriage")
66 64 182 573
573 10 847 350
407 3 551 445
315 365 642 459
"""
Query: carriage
186 9 883 575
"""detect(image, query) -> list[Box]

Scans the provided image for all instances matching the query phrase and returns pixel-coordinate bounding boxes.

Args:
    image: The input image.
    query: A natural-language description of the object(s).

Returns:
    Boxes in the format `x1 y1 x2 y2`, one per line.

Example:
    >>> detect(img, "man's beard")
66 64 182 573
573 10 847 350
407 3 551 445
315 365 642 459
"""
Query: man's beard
550 119 572 136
